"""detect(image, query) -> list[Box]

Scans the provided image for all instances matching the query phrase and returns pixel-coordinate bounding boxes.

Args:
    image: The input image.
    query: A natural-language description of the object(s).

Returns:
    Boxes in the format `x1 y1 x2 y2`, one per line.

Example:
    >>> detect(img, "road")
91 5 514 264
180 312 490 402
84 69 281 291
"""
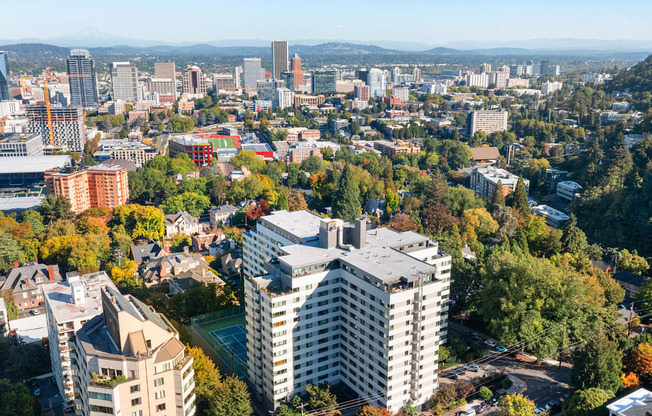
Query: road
157 133 170 156
445 322 571 411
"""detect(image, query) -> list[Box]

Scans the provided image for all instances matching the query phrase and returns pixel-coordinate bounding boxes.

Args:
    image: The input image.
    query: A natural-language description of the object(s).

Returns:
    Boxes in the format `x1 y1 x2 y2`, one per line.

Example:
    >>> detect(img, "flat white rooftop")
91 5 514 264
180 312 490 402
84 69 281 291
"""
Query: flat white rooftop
41 272 116 324
0 155 71 174
260 210 324 240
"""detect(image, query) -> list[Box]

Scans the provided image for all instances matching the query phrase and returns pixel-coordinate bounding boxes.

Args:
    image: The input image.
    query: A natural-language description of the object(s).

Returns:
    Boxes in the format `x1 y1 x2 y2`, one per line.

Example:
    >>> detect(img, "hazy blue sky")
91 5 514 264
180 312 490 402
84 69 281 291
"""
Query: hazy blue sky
2 0 651 44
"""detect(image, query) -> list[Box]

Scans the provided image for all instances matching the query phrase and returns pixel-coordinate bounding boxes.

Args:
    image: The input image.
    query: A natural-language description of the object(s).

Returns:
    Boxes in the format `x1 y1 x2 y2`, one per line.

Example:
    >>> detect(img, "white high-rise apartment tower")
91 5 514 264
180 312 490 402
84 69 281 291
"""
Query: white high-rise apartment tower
244 211 452 413
272 41 289 80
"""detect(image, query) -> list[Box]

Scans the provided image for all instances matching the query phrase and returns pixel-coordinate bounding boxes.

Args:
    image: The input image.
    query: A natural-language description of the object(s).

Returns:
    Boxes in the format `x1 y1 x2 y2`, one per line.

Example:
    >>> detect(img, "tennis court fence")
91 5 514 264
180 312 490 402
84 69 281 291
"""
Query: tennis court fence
190 307 248 380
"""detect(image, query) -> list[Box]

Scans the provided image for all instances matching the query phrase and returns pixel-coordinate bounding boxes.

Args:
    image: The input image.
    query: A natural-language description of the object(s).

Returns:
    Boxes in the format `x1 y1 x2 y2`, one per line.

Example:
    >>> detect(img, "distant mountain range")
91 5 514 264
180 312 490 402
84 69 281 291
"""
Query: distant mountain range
0 41 650 59
1 27 652 54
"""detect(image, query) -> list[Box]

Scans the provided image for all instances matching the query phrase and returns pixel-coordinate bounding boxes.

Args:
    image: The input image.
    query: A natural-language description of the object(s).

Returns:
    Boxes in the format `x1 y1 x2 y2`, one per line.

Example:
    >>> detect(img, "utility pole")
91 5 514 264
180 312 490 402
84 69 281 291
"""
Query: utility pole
558 323 566 370
628 302 635 337
297 401 307 416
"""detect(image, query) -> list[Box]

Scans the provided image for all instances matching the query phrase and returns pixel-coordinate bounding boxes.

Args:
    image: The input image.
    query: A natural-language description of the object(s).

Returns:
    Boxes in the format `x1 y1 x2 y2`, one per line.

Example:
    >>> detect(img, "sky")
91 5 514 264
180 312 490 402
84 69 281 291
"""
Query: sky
1 0 651 45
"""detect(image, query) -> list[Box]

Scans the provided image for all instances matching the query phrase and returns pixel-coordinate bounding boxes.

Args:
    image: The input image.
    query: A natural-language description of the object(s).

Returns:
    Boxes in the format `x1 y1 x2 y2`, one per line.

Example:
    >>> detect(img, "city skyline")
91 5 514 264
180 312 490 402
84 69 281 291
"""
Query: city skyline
1 0 652 47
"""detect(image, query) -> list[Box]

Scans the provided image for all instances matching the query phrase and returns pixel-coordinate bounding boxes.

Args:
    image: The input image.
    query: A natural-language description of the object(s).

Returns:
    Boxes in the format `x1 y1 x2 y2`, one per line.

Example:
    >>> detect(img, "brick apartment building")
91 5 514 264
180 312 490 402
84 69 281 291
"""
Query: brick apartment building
44 164 129 214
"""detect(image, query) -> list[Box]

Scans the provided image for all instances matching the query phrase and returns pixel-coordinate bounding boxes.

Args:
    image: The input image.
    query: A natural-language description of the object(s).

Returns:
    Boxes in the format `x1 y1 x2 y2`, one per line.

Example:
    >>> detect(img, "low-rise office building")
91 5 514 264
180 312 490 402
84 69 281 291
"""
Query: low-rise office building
244 211 452 412
373 140 420 158
0 133 43 157
169 135 213 166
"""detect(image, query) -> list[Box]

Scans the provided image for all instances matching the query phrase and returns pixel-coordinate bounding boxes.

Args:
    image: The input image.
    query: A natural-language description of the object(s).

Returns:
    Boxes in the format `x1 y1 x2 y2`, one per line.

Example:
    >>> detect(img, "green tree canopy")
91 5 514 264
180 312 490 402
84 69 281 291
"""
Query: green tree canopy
571 332 623 393
563 388 614 416
332 164 361 222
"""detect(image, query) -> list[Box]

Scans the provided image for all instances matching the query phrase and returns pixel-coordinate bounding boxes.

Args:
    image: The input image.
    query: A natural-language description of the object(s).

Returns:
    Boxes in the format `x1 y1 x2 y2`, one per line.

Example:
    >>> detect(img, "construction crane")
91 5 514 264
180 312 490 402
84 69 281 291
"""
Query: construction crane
19 68 91 145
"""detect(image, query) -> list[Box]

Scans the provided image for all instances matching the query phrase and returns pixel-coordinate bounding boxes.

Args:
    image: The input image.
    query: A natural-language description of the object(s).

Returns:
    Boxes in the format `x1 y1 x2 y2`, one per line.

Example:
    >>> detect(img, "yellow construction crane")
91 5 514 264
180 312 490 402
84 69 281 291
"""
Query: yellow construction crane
19 68 91 145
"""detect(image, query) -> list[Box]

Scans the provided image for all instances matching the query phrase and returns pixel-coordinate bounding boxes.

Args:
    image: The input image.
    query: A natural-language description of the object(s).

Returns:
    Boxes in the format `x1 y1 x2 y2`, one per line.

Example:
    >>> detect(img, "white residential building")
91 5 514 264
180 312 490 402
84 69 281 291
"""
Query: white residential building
541 81 563 95
392 86 409 102
531 205 570 228
368 68 387 98
557 181 582 201
467 110 508 135
466 73 490 88
421 81 447 95
277 88 295 110
470 166 528 200
43 271 118 410
244 211 452 413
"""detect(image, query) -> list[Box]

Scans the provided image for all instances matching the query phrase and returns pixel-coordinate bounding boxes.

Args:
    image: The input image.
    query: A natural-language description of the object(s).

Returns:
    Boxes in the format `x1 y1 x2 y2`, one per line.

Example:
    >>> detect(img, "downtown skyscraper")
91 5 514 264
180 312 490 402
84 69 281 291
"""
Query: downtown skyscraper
67 49 99 108
0 51 9 101
111 62 139 102
271 41 289 80
243 58 265 91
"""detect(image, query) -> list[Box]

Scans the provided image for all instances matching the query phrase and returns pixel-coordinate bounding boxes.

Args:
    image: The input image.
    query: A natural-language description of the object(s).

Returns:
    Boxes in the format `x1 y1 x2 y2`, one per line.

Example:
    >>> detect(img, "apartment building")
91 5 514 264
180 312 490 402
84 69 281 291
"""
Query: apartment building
43 271 196 416
43 271 117 409
182 66 208 97
243 211 452 412
111 62 139 102
44 164 129 214
373 140 421 158
557 180 582 201
467 110 508 135
26 105 86 153
93 138 157 167
469 166 528 200
0 132 43 157
531 204 569 229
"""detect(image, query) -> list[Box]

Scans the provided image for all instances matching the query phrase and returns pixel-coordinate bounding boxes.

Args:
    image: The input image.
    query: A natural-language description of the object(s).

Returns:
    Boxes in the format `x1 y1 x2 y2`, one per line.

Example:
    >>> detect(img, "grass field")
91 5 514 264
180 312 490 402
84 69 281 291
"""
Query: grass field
208 137 236 149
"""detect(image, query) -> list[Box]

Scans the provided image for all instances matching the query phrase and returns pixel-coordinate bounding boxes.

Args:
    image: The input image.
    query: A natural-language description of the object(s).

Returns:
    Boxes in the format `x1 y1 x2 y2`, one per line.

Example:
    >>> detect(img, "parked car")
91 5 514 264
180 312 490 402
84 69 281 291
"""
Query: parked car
455 368 467 375
461 409 476 416
534 407 548 415
464 363 480 372
546 401 559 410
496 346 509 352
471 333 482 340
477 404 490 414
30 309 40 315
484 340 497 347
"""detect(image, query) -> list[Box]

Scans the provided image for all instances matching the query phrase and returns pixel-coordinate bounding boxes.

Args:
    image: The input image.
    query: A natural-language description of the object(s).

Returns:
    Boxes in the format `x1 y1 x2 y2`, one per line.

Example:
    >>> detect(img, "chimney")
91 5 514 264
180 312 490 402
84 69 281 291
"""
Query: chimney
48 265 56 282
160 263 167 277
183 246 190 253
13 261 19 269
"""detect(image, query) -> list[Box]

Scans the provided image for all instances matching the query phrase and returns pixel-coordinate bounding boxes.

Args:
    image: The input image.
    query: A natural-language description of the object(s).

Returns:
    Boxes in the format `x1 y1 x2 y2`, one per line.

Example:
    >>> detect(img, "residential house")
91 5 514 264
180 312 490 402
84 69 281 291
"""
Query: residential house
607 388 652 416
0 262 62 310
210 205 239 227
165 210 200 237
614 271 645 299
192 231 225 253
208 238 238 257
130 242 167 265
139 251 224 293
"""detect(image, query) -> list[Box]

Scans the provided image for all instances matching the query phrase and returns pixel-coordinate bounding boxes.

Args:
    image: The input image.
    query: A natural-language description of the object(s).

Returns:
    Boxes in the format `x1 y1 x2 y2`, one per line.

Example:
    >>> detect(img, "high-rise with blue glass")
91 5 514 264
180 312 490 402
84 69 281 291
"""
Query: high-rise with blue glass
0 51 10 101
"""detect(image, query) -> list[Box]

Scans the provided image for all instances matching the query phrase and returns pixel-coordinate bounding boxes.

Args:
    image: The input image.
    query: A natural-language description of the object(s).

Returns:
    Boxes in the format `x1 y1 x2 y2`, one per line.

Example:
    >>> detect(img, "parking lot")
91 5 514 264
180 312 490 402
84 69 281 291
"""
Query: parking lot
443 322 571 414
29 373 66 416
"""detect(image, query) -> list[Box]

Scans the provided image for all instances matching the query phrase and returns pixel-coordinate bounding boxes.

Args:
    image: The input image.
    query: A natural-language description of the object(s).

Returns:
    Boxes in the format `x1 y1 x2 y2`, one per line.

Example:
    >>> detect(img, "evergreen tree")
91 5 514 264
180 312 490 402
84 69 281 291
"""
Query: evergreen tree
332 164 361 222
562 214 588 255
571 332 623 393
424 172 447 206
512 176 530 217
492 180 506 207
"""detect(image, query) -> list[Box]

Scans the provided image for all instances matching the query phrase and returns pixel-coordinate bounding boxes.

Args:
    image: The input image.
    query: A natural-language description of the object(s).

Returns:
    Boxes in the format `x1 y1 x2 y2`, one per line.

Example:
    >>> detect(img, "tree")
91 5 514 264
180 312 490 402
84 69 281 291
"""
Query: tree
332 164 361 222
110 260 137 283
617 249 649 275
356 405 394 416
492 180 506 207
187 346 222 403
390 213 419 232
0 231 23 274
496 394 536 416
209 376 252 416
620 372 640 388
112 205 165 241
562 214 588 255
161 192 211 217
571 333 623 393
288 189 308 211
384 188 401 213
639 278 652 311
306 384 338 414
21 210 45 236
563 388 614 416
478 386 493 402
512 176 530 217
399 404 417 416
625 342 652 383
230 149 265 173
422 203 456 234
39 195 74 223
0 378 42 416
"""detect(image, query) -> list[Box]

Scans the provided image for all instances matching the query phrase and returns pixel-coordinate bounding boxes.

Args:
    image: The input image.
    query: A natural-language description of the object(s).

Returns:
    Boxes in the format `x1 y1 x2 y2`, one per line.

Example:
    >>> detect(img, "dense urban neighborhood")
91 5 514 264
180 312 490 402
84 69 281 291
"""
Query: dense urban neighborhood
3 10 652 416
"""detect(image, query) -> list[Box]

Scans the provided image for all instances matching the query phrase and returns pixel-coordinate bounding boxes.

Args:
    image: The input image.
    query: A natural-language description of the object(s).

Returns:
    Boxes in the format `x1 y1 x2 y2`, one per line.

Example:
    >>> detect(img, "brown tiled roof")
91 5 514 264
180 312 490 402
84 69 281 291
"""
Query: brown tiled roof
469 147 500 161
